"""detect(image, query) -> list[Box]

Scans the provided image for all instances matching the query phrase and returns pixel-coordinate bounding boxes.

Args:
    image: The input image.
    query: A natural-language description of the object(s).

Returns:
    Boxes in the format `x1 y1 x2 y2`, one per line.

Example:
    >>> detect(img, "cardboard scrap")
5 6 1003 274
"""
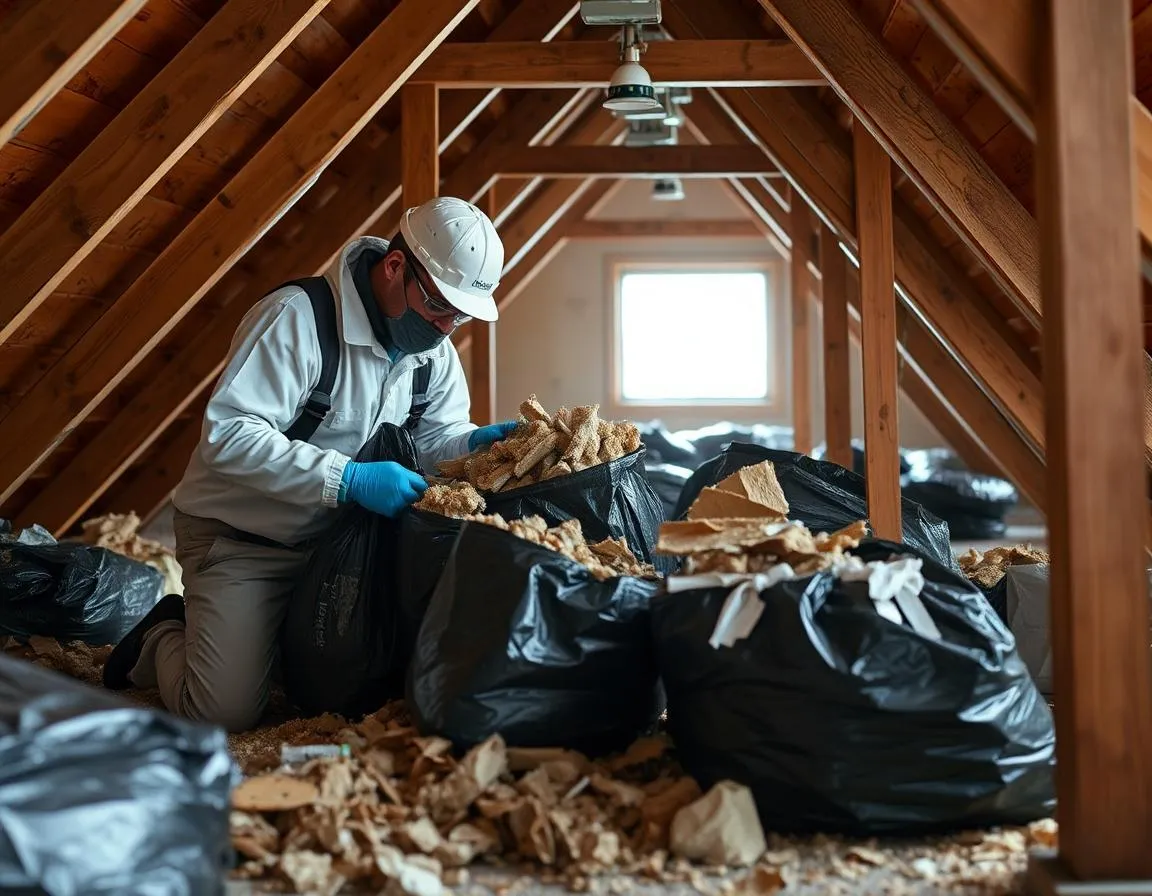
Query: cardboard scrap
714 463 789 516
669 781 766 867
232 773 320 812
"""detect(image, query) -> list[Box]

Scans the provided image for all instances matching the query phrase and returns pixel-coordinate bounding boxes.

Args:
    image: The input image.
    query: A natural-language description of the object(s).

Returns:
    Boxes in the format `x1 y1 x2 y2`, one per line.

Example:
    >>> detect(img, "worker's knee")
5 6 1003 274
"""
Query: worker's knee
179 685 266 733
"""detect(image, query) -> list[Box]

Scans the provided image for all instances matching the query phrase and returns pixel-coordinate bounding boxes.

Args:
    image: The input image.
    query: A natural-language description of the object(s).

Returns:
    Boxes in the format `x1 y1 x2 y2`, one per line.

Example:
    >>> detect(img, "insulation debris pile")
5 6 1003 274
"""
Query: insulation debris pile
957 545 1049 589
229 712 769 896
78 511 184 596
415 483 655 581
654 461 869 575
437 396 642 493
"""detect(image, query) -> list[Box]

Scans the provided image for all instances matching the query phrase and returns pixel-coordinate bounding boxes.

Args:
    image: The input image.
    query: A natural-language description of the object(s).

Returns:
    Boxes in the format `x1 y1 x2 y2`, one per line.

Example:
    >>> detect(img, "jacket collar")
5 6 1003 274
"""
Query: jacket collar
325 236 451 366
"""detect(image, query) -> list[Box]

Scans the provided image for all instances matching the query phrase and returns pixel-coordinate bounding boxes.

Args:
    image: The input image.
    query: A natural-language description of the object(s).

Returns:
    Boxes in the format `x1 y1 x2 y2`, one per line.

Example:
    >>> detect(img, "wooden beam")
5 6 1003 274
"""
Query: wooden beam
565 219 763 239
0 0 483 505
103 414 204 528
853 124 901 542
411 39 824 87
1031 0 1152 880
757 0 1042 325
496 145 778 178
0 0 146 147
12 0 581 533
910 0 1152 258
0 0 331 346
820 226 853 471
402 83 439 209
789 197 814 455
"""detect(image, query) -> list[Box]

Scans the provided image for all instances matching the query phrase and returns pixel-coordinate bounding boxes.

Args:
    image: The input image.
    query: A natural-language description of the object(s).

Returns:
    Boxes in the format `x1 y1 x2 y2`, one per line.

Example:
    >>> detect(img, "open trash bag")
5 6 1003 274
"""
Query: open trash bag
650 538 1056 836
673 444 955 570
0 520 165 645
0 652 236 894
280 422 420 717
481 447 674 575
407 520 663 757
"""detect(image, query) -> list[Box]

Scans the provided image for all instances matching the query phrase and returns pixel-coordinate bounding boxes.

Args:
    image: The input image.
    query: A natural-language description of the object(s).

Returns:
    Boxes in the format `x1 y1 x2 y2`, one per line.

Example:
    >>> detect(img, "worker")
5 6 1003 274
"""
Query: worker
102 196 517 732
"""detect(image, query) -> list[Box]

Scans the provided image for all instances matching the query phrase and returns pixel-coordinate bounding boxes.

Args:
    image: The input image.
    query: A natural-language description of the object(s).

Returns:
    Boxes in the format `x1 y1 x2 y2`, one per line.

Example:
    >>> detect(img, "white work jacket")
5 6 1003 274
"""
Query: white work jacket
172 237 478 544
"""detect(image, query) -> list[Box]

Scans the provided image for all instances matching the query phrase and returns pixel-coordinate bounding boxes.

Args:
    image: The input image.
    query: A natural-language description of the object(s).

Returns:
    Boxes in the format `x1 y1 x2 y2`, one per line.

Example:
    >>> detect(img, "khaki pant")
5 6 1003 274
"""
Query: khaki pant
129 510 311 732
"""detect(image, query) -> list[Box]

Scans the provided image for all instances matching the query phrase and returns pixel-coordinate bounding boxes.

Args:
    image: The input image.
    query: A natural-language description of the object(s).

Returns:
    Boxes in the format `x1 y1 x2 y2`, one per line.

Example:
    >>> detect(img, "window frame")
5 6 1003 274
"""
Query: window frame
605 255 788 416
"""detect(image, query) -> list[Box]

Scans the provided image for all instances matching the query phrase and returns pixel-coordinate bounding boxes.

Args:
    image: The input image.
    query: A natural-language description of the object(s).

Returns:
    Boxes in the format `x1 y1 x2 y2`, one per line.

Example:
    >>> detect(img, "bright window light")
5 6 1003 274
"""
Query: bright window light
617 269 771 403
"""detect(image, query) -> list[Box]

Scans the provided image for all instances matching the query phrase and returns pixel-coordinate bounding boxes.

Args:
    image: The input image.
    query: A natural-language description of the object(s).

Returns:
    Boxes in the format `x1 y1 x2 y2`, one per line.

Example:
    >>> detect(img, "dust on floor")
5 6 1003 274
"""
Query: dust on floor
3 636 1057 895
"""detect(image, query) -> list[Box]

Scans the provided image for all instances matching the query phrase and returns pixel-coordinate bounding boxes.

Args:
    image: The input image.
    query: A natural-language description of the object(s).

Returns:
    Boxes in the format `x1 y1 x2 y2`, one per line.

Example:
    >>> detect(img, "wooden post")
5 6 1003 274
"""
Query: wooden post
469 187 499 426
819 225 853 469
402 83 439 210
1028 0 1152 886
790 198 814 455
852 124 901 542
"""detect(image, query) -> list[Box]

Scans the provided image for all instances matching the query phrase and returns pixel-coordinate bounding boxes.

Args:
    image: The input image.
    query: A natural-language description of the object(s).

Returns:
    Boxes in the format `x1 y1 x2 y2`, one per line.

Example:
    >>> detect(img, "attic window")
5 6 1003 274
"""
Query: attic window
614 266 773 404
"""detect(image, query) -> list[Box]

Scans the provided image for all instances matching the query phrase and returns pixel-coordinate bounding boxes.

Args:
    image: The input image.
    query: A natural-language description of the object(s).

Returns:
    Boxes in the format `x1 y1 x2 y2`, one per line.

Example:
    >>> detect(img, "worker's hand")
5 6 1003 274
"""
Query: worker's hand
339 461 427 517
468 420 518 452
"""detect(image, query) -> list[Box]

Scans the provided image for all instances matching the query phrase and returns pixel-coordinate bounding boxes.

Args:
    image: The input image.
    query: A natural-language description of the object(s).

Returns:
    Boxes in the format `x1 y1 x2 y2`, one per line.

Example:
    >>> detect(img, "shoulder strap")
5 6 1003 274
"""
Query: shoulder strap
281 276 340 443
402 361 433 432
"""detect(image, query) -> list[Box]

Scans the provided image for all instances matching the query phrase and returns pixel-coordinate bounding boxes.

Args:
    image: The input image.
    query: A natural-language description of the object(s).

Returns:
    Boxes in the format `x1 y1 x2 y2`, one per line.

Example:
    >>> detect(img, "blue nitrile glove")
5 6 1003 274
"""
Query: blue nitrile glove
468 420 518 452
338 461 427 517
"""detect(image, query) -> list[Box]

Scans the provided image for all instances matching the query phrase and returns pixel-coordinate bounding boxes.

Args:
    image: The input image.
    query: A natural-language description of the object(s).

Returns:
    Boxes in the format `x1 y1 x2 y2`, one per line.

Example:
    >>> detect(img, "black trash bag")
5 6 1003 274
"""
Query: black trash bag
902 469 1018 522
812 438 912 477
675 422 794 465
673 444 955 570
0 521 165 645
644 463 693 520
0 652 236 894
481 447 674 575
651 538 1056 837
407 520 664 757
634 420 699 467
394 509 464 673
919 511 1007 542
279 422 420 717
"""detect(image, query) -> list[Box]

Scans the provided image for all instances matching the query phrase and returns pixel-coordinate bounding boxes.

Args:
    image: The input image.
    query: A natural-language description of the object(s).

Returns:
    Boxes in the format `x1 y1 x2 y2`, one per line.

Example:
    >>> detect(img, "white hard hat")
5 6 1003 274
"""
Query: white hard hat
399 197 504 322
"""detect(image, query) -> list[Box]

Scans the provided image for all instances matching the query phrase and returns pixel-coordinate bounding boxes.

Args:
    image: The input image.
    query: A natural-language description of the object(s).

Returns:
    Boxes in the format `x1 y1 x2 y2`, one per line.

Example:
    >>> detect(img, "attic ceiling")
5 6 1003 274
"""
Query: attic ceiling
0 0 1148 535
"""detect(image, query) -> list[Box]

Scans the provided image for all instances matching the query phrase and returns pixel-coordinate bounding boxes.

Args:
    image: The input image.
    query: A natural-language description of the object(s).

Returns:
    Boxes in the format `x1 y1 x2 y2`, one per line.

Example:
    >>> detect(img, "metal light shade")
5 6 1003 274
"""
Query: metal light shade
603 60 661 112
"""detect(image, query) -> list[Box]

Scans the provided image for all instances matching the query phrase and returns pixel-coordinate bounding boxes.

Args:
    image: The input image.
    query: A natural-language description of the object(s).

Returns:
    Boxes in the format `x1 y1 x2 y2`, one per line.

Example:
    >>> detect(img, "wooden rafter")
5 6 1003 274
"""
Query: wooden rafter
1029 0 1152 882
18 11 603 534
853 124 901 541
0 0 147 147
789 197 814 454
756 0 1042 325
401 83 440 209
410 39 823 87
0 0 484 508
496 145 780 178
0 0 333 346
819 225 853 471
565 220 763 239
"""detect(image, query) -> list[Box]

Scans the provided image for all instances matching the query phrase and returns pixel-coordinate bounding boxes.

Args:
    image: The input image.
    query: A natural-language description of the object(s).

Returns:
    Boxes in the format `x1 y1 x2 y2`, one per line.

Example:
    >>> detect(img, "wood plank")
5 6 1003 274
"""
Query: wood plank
566 219 763 239
497 145 778 178
819 224 853 470
853 124 901 541
411 39 824 87
20 2 589 525
100 412 203 524
0 0 332 345
757 0 1042 325
0 0 146 146
1031 0 1152 879
790 197 814 455
401 82 439 209
0 0 483 504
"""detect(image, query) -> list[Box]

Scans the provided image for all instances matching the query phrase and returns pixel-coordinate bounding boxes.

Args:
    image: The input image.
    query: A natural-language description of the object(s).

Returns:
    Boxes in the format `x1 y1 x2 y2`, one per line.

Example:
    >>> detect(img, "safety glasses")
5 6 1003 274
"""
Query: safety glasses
402 250 472 327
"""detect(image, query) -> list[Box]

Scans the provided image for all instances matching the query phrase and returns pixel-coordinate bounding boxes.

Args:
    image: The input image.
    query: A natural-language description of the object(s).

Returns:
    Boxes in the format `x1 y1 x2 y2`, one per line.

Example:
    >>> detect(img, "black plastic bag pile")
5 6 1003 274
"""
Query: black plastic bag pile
0 520 165 645
406 520 663 757
650 538 1056 836
480 447 673 574
279 422 421 717
673 443 955 569
635 420 794 470
902 449 1019 540
0 652 236 894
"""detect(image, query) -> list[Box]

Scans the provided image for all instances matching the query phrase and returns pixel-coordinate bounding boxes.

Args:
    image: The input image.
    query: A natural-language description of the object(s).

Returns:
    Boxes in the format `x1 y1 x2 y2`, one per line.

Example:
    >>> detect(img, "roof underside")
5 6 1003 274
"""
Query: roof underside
0 0 1146 533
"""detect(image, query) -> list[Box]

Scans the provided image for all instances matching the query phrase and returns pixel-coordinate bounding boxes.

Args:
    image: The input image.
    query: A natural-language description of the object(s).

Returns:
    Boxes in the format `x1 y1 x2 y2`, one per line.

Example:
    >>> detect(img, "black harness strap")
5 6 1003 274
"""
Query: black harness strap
277 276 435 442
282 277 340 443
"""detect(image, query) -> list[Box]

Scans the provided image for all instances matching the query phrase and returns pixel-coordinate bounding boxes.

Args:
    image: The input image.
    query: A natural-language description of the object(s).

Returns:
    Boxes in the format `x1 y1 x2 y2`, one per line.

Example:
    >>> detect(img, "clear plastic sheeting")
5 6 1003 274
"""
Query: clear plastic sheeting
0 653 236 895
651 539 1056 837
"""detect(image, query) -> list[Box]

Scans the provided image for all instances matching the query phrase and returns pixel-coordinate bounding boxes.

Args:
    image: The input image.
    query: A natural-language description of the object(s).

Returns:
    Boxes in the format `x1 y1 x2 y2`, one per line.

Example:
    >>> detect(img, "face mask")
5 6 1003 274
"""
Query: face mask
385 305 447 354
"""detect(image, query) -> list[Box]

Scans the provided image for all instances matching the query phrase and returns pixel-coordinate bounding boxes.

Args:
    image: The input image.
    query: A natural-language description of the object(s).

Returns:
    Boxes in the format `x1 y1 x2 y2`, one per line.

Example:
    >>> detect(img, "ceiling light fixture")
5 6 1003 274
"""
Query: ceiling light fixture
652 177 685 201
603 23 662 113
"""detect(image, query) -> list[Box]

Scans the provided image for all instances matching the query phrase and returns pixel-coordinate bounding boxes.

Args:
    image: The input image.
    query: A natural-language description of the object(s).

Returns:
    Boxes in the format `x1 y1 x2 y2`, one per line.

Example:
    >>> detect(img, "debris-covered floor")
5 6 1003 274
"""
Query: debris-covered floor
4 635 1057 896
